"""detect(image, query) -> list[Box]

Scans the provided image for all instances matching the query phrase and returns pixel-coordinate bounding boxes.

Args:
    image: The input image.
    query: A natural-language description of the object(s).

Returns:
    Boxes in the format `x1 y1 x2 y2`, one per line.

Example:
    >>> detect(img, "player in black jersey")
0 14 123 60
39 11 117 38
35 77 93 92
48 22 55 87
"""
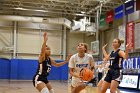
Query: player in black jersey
97 58 121 93
33 32 71 93
101 38 130 93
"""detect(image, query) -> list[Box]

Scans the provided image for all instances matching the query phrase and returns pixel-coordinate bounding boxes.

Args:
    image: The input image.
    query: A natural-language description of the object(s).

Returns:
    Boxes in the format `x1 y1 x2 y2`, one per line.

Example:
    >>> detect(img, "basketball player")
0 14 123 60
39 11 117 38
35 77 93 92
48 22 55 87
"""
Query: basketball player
101 39 130 93
33 32 71 93
96 63 104 82
69 43 95 93
97 58 121 93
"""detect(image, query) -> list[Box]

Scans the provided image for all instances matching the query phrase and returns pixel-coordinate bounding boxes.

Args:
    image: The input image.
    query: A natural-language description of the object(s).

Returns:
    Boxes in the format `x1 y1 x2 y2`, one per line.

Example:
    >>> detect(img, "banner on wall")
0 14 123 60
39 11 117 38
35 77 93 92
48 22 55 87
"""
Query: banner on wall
118 25 125 50
134 23 140 49
136 0 140 11
126 21 134 49
123 57 140 69
125 0 134 15
106 10 114 23
100 15 106 28
115 5 124 19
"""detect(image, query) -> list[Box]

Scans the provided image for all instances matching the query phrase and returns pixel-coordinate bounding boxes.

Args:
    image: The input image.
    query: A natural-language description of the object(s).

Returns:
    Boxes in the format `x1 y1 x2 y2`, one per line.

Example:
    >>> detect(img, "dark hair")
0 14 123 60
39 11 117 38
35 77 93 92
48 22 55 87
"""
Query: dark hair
116 38 124 47
46 45 50 49
83 43 88 53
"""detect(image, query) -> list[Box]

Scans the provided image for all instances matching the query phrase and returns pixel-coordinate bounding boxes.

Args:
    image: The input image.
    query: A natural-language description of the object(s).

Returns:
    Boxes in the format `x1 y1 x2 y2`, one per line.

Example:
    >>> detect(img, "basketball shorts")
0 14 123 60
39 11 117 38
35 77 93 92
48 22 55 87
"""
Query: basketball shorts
71 77 82 87
71 76 96 87
104 69 122 84
33 74 49 87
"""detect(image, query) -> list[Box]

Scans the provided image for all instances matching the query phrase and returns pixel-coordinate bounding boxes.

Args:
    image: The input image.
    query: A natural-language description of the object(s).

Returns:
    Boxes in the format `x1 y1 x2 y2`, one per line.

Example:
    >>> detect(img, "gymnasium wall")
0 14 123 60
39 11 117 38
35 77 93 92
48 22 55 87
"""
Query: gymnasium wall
104 30 115 53
0 20 95 80
103 22 121 54
0 58 68 80
67 33 84 54
67 32 96 54
0 21 13 59
0 21 95 59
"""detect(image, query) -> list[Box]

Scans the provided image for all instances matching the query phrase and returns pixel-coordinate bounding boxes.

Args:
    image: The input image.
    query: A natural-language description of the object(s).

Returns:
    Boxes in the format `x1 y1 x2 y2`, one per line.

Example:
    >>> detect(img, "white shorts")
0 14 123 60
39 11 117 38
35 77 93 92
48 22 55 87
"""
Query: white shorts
71 77 88 87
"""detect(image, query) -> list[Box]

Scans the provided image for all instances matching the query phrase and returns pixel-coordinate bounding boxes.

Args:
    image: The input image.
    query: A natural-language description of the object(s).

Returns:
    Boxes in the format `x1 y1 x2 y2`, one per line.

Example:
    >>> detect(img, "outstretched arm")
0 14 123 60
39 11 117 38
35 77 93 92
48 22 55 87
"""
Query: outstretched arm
51 54 72 67
119 43 131 59
38 32 48 63
102 44 110 60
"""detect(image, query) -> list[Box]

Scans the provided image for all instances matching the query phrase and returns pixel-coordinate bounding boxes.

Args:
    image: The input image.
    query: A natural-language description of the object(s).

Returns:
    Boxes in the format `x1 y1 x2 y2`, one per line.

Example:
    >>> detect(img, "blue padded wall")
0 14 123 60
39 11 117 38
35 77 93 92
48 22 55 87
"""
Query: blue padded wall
0 58 68 80
0 58 10 79
10 59 19 79
17 59 38 80
48 60 68 80
10 59 38 80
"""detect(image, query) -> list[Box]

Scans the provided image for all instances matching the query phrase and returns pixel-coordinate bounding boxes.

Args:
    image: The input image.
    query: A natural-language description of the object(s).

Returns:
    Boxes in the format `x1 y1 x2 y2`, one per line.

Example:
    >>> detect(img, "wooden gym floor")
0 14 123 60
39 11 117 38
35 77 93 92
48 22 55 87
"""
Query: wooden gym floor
0 80 139 93
0 80 97 93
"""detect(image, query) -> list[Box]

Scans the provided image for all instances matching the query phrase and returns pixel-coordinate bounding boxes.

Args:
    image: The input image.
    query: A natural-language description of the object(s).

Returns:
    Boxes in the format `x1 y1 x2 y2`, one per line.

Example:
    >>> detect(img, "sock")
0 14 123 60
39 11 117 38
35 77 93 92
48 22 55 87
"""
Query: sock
49 89 54 93
40 87 50 93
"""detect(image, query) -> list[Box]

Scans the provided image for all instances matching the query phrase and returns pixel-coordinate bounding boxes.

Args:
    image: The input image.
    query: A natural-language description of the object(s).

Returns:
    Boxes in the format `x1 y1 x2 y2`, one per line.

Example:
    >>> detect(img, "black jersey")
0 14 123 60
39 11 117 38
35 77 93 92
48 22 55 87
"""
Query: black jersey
36 57 51 76
109 49 123 69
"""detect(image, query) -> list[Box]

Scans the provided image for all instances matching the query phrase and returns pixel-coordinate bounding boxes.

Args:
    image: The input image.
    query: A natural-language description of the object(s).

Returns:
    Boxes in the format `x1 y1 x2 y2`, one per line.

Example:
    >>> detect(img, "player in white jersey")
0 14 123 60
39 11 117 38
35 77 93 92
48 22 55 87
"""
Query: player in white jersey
69 43 95 93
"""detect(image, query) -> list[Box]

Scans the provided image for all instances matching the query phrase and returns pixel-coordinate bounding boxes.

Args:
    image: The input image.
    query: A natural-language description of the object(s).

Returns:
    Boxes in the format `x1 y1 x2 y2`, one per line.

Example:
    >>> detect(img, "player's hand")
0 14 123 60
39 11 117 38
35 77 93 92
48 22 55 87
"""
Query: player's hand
102 44 107 50
65 54 72 63
78 75 83 79
126 43 131 50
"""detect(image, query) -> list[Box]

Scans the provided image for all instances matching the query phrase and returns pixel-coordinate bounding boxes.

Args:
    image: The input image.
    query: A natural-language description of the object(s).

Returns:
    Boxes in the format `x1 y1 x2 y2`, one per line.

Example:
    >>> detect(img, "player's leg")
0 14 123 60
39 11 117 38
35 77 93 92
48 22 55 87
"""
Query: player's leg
97 79 103 93
116 88 121 93
110 69 122 93
46 82 54 93
36 82 50 93
33 75 50 93
100 81 110 93
72 82 86 93
110 80 119 93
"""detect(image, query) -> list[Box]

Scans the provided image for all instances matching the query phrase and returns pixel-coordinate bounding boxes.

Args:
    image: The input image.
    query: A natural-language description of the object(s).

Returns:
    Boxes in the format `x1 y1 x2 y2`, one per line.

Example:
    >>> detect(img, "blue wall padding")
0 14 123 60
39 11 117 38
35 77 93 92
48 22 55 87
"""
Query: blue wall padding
0 58 68 80
48 60 68 80
48 66 61 80
0 58 10 79
60 63 68 80
17 59 38 80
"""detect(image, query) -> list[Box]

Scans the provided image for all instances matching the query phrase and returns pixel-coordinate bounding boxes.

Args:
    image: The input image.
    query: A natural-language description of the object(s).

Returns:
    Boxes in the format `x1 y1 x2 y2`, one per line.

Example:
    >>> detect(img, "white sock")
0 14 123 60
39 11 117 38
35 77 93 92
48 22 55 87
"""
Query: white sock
49 89 54 93
40 87 50 93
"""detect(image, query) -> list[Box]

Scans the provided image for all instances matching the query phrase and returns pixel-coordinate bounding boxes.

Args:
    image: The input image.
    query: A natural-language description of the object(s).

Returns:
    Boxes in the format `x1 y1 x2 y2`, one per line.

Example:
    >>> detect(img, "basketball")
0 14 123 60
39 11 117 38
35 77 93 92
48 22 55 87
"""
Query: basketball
80 68 93 81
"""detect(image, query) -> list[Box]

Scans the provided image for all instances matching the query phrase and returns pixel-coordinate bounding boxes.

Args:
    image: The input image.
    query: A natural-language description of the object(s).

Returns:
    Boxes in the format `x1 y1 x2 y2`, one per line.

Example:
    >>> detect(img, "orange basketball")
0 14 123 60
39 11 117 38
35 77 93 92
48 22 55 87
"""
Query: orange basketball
80 68 93 81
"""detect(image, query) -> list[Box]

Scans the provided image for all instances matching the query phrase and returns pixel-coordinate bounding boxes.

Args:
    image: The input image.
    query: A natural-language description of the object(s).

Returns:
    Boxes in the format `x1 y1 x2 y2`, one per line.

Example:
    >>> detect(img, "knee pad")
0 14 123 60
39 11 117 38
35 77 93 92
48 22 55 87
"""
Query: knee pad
41 87 50 93
49 89 54 93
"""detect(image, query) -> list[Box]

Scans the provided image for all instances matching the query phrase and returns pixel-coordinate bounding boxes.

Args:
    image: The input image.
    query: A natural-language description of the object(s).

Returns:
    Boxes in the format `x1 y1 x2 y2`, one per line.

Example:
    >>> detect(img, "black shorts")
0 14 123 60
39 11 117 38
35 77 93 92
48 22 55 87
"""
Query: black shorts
104 69 122 84
33 74 49 87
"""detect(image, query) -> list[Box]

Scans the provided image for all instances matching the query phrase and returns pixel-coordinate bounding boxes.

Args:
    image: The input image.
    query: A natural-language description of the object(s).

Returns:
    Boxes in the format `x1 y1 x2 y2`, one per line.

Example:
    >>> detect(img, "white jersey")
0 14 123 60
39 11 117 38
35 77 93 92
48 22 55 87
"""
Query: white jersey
97 67 104 73
69 53 94 87
103 62 110 74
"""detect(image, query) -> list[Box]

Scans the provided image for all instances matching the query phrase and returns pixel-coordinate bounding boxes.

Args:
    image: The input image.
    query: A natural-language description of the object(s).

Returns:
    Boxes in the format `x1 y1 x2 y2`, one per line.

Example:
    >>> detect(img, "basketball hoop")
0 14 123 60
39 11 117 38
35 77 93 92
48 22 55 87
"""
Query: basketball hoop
91 41 99 56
